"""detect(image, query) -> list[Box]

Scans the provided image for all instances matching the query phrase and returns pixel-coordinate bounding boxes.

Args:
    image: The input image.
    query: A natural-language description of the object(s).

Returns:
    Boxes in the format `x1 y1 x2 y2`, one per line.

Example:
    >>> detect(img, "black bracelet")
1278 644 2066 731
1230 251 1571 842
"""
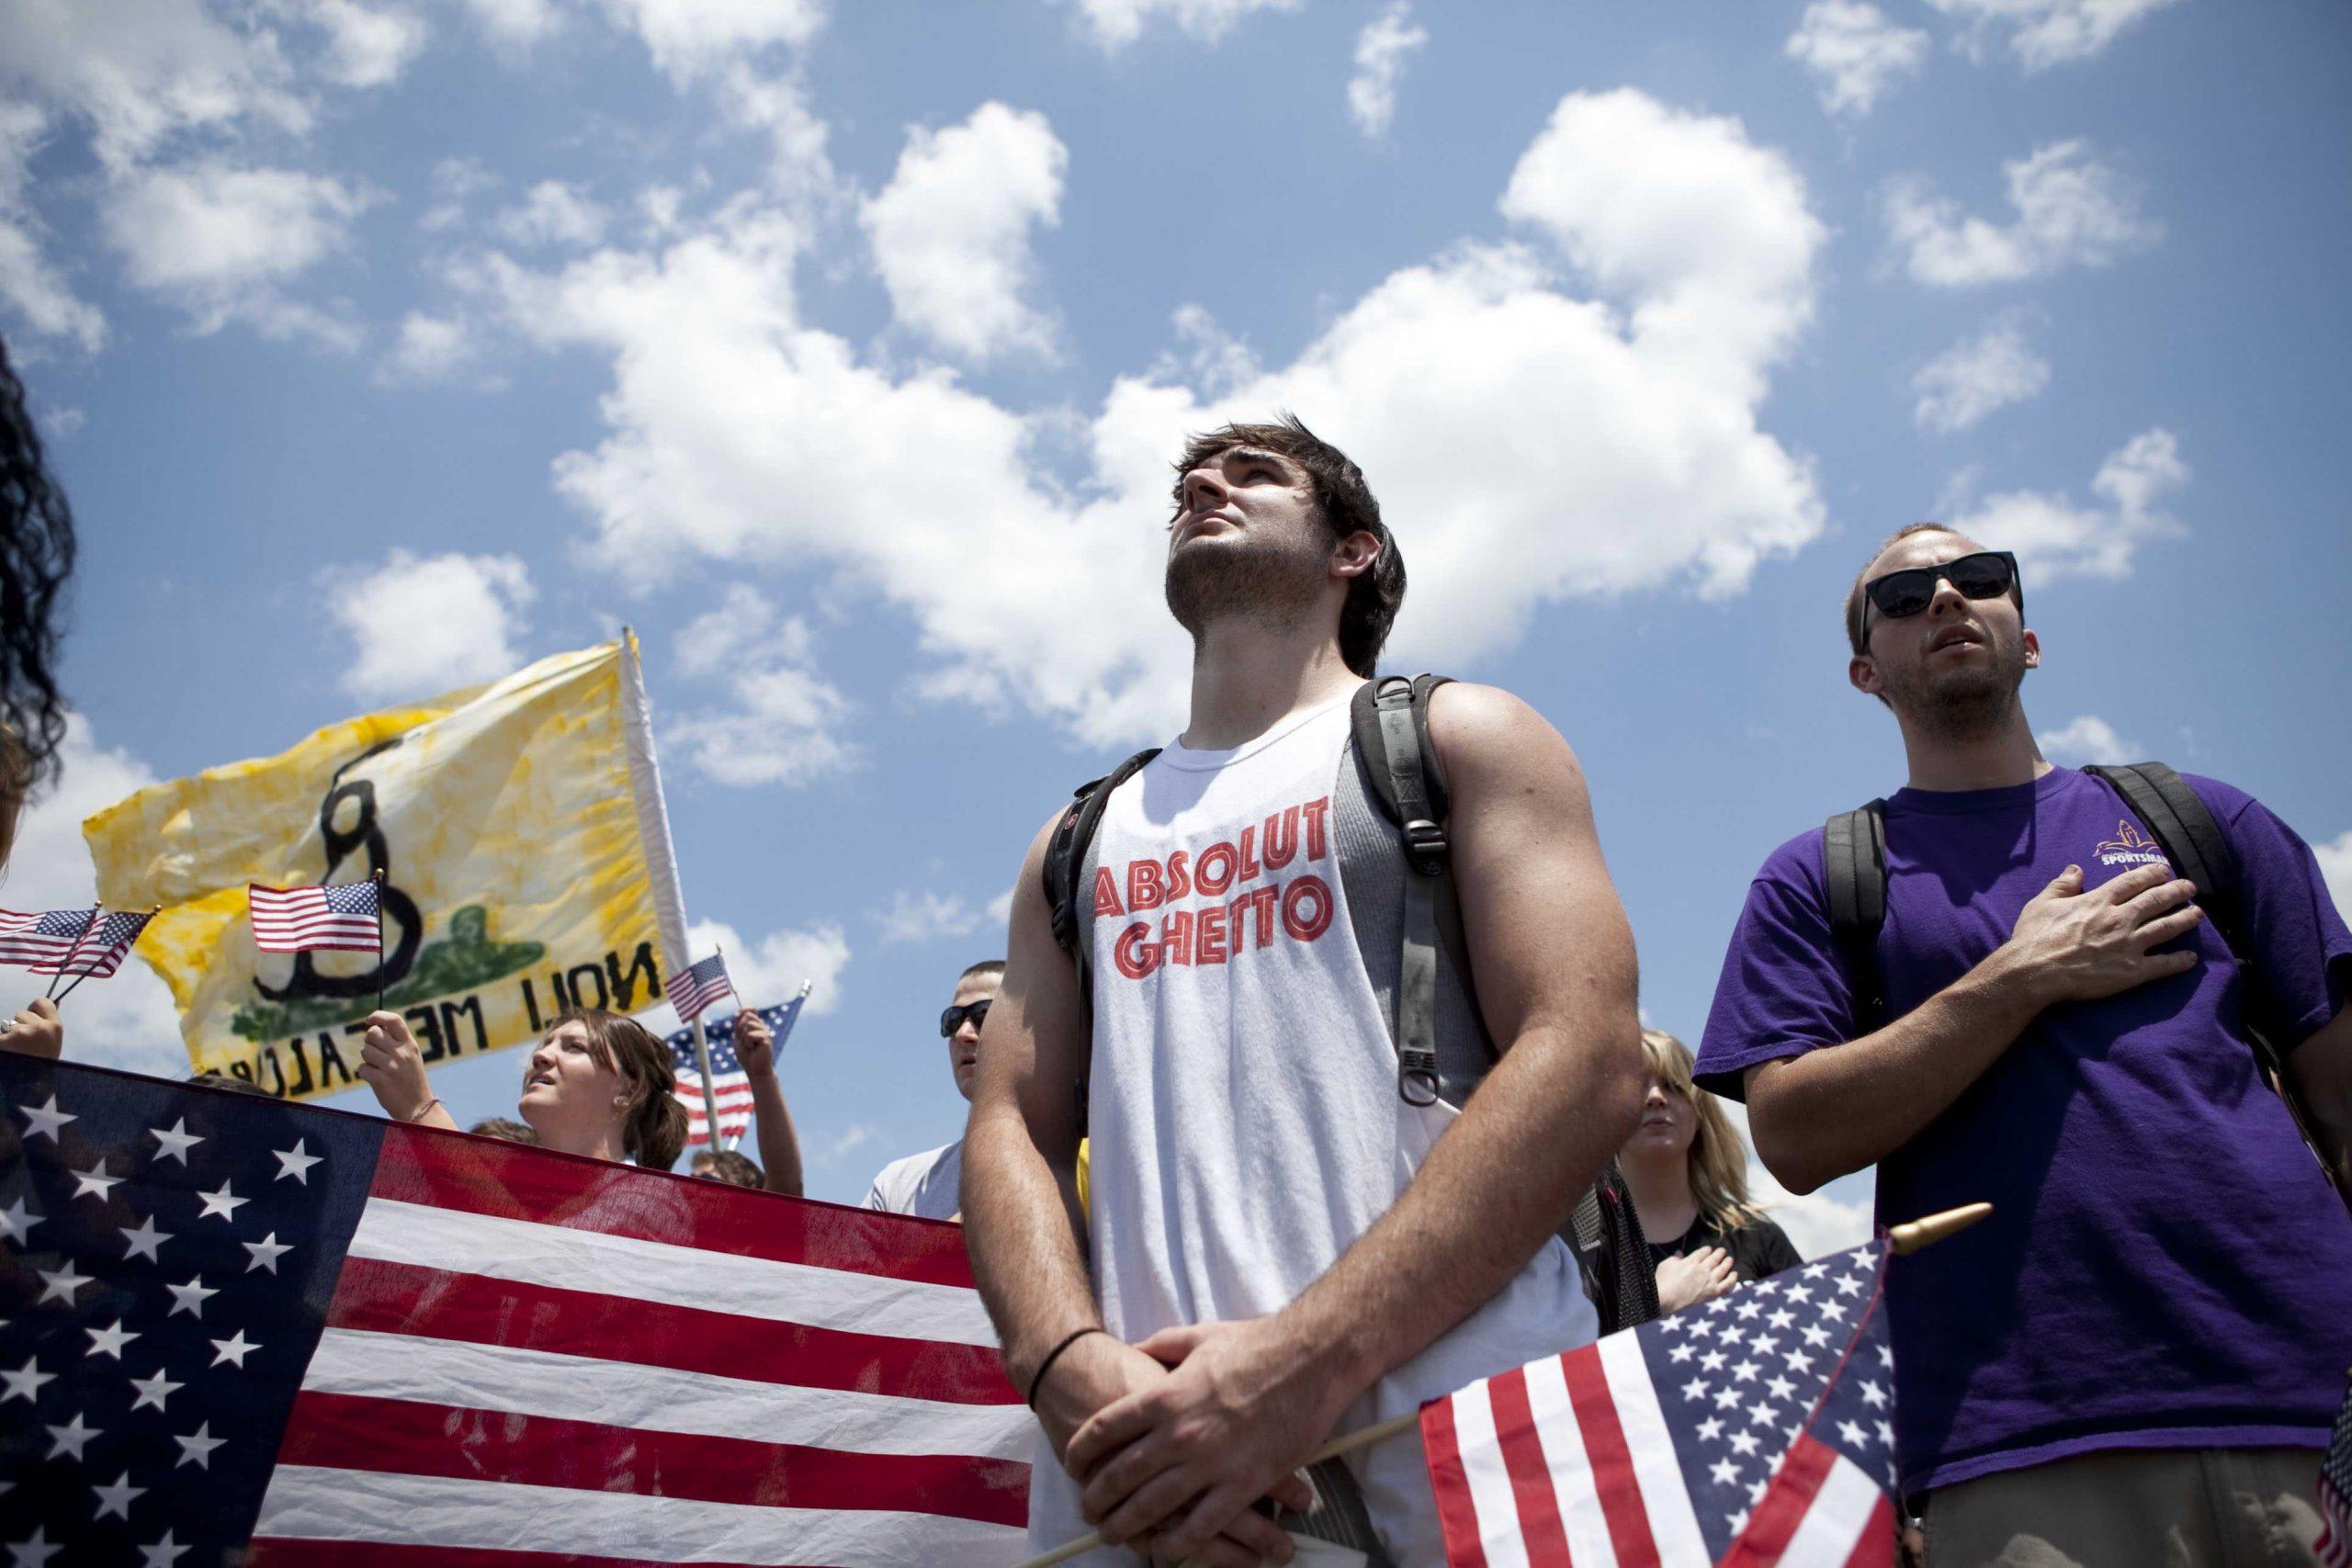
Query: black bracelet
1024 1326 1106 1409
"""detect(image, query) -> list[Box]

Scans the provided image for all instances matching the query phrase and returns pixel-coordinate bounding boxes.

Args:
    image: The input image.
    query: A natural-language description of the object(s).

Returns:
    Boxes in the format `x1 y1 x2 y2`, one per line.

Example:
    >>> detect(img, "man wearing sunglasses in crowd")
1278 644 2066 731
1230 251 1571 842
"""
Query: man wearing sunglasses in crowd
1693 523 2352 1564
860 959 1003 1220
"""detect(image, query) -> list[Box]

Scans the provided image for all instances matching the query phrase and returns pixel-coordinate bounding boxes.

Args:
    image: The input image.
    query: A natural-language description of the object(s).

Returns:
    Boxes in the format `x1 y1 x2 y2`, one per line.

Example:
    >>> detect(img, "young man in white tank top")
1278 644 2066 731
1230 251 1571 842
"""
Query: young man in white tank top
963 417 1645 1566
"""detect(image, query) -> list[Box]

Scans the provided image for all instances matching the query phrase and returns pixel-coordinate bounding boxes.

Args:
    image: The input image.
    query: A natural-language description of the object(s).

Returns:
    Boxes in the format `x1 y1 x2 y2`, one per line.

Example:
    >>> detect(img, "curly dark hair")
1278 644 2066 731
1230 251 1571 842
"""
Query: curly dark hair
0 336 76 791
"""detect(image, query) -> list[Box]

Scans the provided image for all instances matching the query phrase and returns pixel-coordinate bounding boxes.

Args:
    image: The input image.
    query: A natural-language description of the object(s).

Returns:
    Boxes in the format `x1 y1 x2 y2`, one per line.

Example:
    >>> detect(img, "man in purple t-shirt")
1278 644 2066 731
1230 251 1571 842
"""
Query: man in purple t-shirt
1696 523 2352 1563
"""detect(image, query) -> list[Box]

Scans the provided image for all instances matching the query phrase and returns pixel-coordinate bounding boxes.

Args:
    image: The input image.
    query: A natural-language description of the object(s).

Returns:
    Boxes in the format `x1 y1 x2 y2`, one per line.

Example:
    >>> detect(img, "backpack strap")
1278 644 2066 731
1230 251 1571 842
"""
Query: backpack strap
1569 1157 1662 1336
1823 800 1890 1031
1042 747 1158 1134
1351 675 1454 1106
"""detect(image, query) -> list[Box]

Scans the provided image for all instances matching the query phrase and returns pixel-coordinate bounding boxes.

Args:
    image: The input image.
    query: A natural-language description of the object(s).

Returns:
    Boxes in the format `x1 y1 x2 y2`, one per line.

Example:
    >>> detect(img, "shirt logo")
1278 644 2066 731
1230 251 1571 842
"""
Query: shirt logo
2095 818 2170 871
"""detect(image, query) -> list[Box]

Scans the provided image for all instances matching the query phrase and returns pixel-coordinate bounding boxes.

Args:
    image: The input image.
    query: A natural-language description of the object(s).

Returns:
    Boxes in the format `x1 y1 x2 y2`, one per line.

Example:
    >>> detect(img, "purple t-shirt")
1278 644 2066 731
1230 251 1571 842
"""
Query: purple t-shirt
1696 766 2352 1495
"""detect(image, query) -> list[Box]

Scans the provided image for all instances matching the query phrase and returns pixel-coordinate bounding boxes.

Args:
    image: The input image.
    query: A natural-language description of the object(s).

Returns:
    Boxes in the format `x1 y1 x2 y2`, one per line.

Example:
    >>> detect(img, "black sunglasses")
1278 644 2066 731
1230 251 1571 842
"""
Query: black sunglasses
940 998 993 1038
1862 550 2021 626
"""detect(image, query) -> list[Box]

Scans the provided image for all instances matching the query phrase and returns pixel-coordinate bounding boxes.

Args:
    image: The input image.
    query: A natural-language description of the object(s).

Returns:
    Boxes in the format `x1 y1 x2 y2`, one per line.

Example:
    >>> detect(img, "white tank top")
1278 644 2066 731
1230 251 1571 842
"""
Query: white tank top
1025 694 1598 1563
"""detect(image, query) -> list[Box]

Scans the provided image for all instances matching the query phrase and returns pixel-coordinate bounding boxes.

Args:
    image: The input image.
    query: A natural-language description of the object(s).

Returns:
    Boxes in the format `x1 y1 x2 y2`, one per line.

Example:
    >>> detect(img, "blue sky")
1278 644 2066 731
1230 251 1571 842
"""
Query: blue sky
6 0 2348 1237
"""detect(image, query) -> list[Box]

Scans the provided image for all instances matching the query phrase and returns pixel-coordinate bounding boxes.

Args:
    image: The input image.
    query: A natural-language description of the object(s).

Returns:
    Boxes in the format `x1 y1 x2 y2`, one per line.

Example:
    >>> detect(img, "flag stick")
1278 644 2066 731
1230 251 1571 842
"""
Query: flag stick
1011 1201 1996 1568
52 906 157 1007
373 869 387 1014
43 904 101 1001
687 1010 722 1160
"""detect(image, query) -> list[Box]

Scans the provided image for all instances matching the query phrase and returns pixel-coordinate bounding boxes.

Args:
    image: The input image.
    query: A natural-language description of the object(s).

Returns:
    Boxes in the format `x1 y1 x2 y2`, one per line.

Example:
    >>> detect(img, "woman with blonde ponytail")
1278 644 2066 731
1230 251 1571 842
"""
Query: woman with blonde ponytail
1621 1029 1801 1313
360 1006 686 1169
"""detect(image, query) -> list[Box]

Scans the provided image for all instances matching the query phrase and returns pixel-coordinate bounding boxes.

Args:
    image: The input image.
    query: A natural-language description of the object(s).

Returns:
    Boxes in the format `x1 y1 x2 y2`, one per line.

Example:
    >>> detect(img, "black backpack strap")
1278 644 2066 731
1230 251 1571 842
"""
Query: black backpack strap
2081 762 2237 922
1042 748 1159 1134
1569 1158 1660 1336
1352 675 1454 1106
1823 800 1889 1032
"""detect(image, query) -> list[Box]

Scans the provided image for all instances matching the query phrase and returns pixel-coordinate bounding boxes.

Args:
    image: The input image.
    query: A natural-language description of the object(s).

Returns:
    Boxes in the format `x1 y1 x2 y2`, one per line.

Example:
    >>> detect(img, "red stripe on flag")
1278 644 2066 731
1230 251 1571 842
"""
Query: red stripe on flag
273 1389 1031 1527
1419 1395 1490 1568
1841 1494 1897 1568
1487 1365 1572 1563
1718 1431 1838 1567
370 1123 978 1288
324 1256 1019 1404
1561 1343 1662 1568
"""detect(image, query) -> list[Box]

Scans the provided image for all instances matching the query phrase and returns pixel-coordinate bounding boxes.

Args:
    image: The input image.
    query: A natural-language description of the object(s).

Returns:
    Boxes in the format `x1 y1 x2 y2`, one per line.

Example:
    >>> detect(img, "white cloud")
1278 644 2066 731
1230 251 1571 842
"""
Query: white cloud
1347 2 1427 139
497 179 611 248
0 0 310 171
1950 426 2188 581
596 0 826 82
312 0 429 87
722 67 837 207
1913 311 2050 433
875 889 986 946
463 0 560 47
1886 140 2157 288
806 1120 882 1168
986 885 1017 928
331 549 536 700
861 103 1066 364
683 914 848 1019
379 310 476 382
0 716 188 1081
2035 713 2141 764
1058 0 1300 50
2316 832 2352 923
0 105 106 352
100 159 370 343
1785 0 1929 116
1750 1166 1875 1258
493 87 1826 749
666 584 857 787
1926 0 2180 71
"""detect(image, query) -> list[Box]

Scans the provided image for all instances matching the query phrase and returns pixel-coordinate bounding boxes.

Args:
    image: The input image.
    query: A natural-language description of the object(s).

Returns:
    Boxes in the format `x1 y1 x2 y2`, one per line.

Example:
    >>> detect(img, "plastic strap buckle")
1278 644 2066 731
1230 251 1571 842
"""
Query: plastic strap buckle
1400 818 1447 876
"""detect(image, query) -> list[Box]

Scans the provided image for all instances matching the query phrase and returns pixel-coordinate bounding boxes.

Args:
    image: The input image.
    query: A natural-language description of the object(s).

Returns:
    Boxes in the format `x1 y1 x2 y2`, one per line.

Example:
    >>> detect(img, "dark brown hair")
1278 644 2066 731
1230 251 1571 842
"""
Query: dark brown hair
1844 522 2020 656
957 958 1005 984
468 1116 537 1144
1171 413 1406 678
551 1007 687 1169
693 1148 764 1187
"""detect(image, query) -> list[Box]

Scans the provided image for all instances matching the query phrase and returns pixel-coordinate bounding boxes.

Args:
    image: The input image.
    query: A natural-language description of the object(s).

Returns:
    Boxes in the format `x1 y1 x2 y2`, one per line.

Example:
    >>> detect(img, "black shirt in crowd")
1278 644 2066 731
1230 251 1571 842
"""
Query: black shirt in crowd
1647 1211 1803 1283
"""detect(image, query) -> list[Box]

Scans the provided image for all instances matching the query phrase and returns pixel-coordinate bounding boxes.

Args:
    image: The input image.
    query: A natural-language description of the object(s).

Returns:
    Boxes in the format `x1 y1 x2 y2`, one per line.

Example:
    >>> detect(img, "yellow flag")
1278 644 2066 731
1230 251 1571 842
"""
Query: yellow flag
85 635 692 1101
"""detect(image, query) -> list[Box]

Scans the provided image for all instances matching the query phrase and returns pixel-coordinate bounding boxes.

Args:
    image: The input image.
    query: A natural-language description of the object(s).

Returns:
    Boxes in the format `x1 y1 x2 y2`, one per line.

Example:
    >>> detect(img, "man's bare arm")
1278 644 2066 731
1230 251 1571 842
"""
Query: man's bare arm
1065 683 1647 1556
2283 1006 2352 1195
961 810 1098 1388
1747 861 2200 1194
749 1074 803 1197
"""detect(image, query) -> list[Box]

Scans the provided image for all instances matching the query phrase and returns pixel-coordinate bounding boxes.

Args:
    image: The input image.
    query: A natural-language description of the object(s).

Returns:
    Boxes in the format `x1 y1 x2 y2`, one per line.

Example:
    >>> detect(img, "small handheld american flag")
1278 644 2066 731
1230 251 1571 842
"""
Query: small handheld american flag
0 908 153 978
2319 1370 2351 1567
666 953 734 1024
663 996 805 1149
247 881 382 954
1422 1239 1898 1566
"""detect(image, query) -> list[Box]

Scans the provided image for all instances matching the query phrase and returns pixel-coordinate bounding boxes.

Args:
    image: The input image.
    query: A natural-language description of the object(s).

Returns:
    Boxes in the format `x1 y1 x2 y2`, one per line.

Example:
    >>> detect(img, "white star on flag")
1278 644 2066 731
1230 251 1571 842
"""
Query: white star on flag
193 1182 246 1222
68 1158 121 1201
18 1094 74 1142
0 1194 35 1243
84 1320 138 1359
91 1473 144 1522
164 1278 217 1318
173 1423 223 1469
119 1213 169 1263
127 1369 182 1413
270 1140 322 1184
147 1120 203 1165
35 1264 90 1305
242 1233 291 1273
6 1526 60 1565
44 1415 98 1461
1 1355 53 1404
209 1330 259 1369
139 1532 190 1567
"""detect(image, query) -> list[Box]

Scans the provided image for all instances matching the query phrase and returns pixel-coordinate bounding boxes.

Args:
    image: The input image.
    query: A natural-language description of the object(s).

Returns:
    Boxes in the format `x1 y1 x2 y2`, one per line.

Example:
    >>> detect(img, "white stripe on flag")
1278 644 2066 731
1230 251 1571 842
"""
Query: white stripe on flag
346 1199 998 1347
1446 1384 1533 1568
300 1328 1035 1460
1772 1450 1884 1566
251 1464 1026 1568
1596 1331 1712 1566
1521 1352 1618 1568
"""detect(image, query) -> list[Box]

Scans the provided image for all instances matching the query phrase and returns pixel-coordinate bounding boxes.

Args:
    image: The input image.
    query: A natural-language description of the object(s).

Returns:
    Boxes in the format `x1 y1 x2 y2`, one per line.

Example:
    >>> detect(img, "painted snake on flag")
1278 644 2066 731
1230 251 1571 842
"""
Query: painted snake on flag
254 737 422 1005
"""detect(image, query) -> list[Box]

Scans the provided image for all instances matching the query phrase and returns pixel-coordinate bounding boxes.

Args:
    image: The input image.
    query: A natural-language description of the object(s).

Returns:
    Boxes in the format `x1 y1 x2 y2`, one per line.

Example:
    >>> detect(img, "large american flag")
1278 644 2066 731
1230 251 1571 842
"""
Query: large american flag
0 1053 1033 1565
663 996 806 1149
248 881 381 954
1422 1241 1896 1566
667 953 735 1024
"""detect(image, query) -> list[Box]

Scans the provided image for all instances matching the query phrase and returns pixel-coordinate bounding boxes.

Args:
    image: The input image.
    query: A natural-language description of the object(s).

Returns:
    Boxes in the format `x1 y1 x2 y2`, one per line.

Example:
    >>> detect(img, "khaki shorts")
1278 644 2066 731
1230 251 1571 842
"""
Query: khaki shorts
1921 1446 2325 1568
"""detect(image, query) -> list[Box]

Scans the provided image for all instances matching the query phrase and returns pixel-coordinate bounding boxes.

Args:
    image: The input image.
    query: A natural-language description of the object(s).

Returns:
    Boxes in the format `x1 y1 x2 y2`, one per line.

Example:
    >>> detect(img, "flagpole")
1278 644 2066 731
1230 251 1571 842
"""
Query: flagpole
373 869 387 1014
52 906 157 1007
1008 1201 1996 1568
688 1010 722 1157
43 903 101 1000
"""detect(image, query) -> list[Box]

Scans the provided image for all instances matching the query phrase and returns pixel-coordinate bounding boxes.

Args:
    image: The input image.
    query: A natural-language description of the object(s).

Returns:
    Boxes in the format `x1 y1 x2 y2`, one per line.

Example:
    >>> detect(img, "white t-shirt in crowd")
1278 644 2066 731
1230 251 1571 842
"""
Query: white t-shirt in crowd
1023 694 1599 1565
862 1138 963 1222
